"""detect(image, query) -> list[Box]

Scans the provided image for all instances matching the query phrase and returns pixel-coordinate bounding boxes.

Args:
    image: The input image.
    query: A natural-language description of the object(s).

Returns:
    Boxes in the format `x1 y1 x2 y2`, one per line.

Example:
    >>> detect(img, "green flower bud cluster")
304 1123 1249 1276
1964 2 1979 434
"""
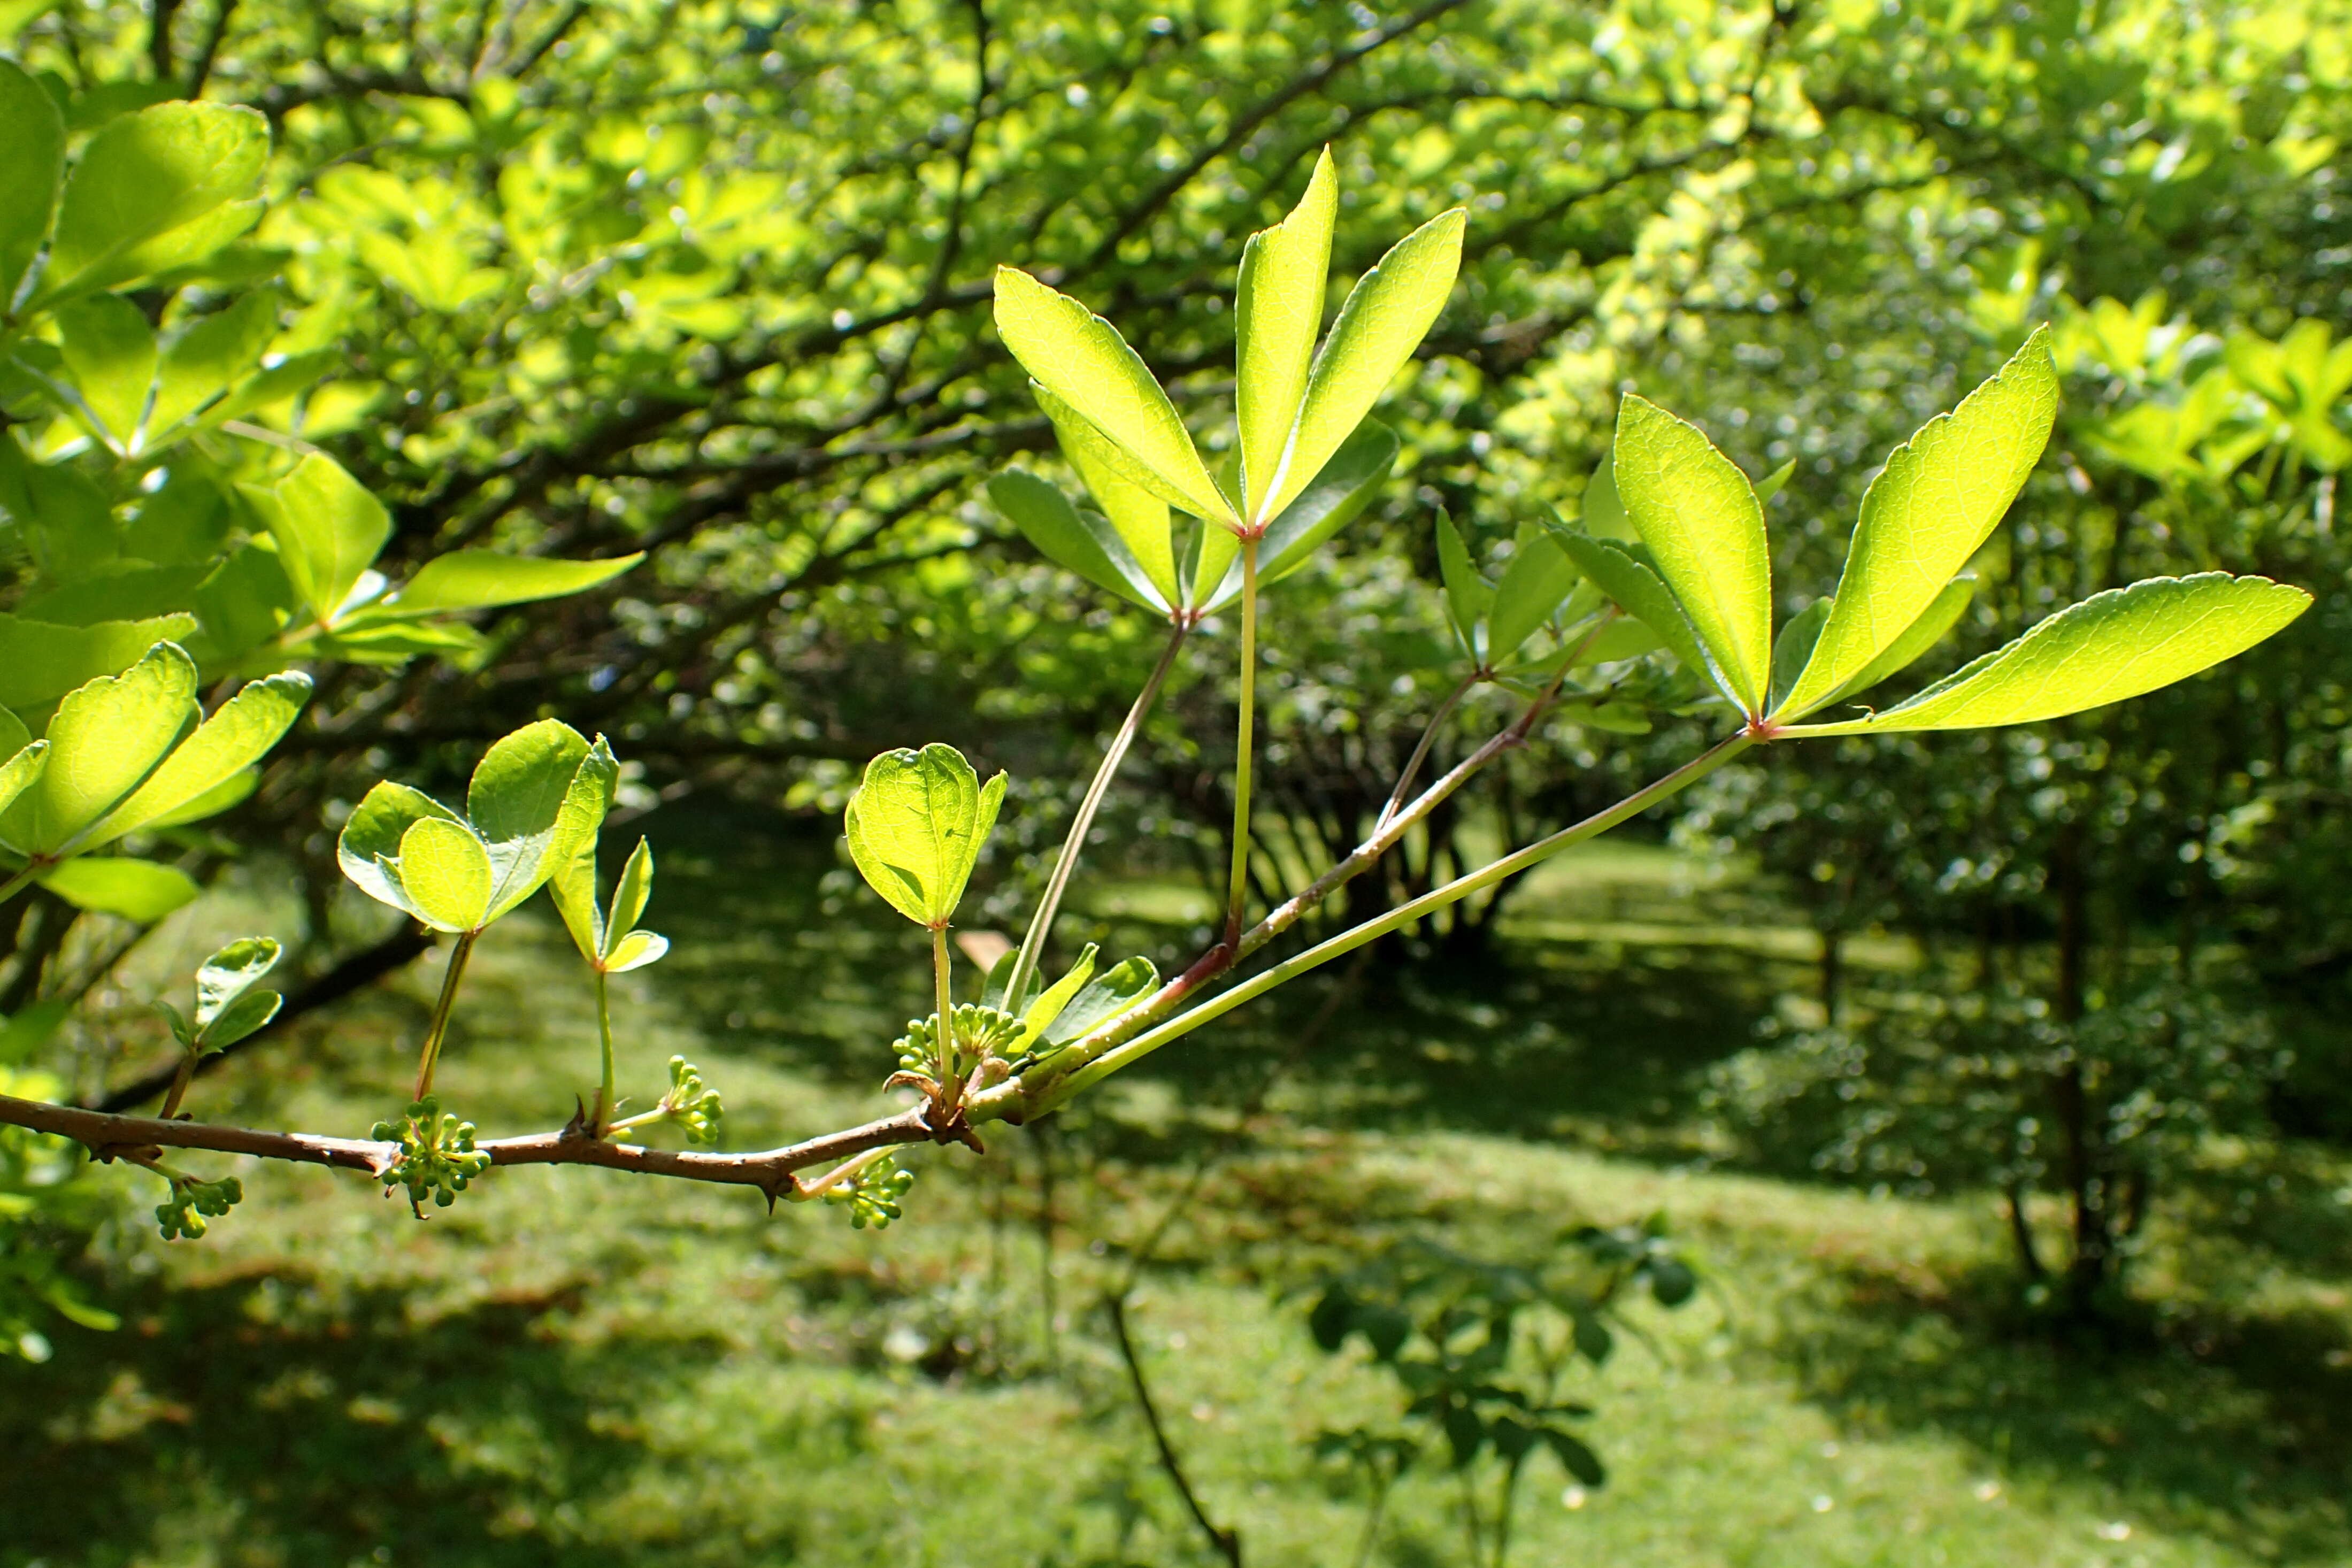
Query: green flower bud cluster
155 1174 244 1240
372 1096 493 1211
662 1055 723 1144
825 1154 916 1230
891 1004 1023 1079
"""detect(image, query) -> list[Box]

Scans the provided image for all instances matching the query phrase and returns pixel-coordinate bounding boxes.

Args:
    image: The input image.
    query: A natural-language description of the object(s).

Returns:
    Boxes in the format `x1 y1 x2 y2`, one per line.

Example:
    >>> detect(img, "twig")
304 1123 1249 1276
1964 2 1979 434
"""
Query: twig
1106 1291 1243 1567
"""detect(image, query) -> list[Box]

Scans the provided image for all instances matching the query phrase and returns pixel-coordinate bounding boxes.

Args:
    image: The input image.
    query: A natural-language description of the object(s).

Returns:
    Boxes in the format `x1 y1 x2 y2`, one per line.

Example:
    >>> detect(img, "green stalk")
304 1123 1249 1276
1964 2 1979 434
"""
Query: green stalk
411 930 479 1103
156 1047 201 1121
0 865 40 908
593 967 616 1136
932 923 958 1106
1050 732 1756 1103
1376 671 1475 831
1004 622 1188 1011
1224 531 1263 949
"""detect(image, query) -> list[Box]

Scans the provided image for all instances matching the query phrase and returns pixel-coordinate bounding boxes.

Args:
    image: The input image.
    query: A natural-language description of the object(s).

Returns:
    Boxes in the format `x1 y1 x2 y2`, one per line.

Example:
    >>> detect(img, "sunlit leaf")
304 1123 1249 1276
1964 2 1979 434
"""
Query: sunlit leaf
1487 534 1580 664
5 640 198 856
1210 420 1398 604
337 780 464 919
548 736 619 963
993 267 1233 525
54 292 156 453
602 929 669 972
1783 573 2311 736
1775 330 2057 720
1041 955 1159 1048
0 59 62 303
1263 207 1464 524
397 816 494 933
41 857 200 921
1435 513 1488 664
1235 149 1336 522
244 453 391 629
1612 395 1771 714
1827 574 1977 705
467 719 590 921
1034 383 1181 602
39 101 269 302
83 671 310 848
381 550 644 617
844 743 1005 928
0 612 196 709
601 837 656 963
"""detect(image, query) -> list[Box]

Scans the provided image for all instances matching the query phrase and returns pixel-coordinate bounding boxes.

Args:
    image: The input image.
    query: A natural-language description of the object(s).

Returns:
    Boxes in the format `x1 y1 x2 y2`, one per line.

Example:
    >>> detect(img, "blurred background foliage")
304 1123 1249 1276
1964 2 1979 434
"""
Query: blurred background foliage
2 0 2350 1562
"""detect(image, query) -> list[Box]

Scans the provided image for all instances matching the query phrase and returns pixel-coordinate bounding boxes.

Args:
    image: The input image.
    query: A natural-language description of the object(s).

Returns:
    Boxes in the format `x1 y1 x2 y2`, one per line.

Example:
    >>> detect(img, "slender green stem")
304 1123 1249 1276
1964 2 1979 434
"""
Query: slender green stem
789 1145 893 1202
1224 532 1263 949
593 967 616 1136
1005 621 1189 1010
932 924 958 1106
0 864 40 908
1048 732 1756 1104
156 1048 201 1121
411 930 478 1103
1377 672 1476 832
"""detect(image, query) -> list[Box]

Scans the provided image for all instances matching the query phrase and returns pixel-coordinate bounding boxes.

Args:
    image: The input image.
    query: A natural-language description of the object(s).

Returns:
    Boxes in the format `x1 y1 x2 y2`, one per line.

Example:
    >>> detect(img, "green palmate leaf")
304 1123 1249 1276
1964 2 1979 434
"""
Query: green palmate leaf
1236 148 1338 521
1263 207 1465 524
336 781 464 918
547 735 619 962
1612 395 1772 714
1435 513 1489 664
39 101 269 302
987 471 1172 616
993 267 1234 526
1041 955 1159 1048
5 641 198 858
1828 574 1977 704
1205 419 1399 607
192 936 281 1047
602 837 655 963
1578 454 1634 540
244 453 392 628
1487 534 1580 663
188 544 294 664
19 565 211 627
55 294 157 452
1774 330 2058 721
843 743 1006 928
467 719 591 921
1035 383 1181 605
82 671 310 848
0 60 63 303
148 290 280 436
1185 514 1240 611
397 816 494 933
0 740 47 819
1018 942 1099 1041
380 550 645 617
40 857 199 922
1784 573 2311 737
1547 529 1713 686
0 612 196 709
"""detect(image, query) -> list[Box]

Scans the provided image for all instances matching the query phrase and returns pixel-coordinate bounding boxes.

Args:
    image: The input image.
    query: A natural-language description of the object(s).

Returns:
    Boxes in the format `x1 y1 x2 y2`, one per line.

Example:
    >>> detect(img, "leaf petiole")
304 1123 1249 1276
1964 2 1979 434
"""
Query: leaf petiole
1224 531 1262 949
412 929 478 1102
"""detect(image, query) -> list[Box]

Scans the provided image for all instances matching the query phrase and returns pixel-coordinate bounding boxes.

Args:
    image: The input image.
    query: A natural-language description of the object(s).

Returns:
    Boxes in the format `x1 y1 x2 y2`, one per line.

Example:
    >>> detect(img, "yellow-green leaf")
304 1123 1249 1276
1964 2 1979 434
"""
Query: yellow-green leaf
39 857 198 922
0 59 62 303
245 454 392 628
1236 149 1337 522
83 671 310 849
7 641 198 856
397 816 494 933
1775 330 2058 720
1611 395 1772 714
1782 574 2311 737
843 743 1006 928
994 267 1233 526
1262 207 1464 524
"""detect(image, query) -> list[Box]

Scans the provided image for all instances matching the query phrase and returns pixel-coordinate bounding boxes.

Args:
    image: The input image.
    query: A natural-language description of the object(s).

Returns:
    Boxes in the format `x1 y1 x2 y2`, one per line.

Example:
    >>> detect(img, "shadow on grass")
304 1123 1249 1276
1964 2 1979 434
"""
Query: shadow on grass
0 1268 732 1568
1777 1259 2352 1563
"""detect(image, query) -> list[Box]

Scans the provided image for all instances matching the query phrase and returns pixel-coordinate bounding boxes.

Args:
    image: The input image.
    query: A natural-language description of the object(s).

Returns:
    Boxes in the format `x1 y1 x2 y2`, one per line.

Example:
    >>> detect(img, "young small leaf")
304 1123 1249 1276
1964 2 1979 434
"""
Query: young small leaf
547 736 619 963
1612 395 1772 716
467 719 590 922
1263 207 1465 523
397 816 495 933
1753 458 1798 505
993 268 1234 526
602 837 656 962
1042 955 1159 1047
380 551 644 617
1018 943 1100 1041
1774 329 2058 720
1782 573 2310 736
843 744 1007 928
1548 529 1714 689
602 929 669 973
1769 597 1833 714
1236 149 1338 522
193 936 281 1033
337 781 464 919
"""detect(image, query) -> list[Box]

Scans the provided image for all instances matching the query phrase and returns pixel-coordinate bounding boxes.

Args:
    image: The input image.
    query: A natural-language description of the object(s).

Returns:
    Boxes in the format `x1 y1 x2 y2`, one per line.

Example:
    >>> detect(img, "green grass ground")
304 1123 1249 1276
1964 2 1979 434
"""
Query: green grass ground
4 816 2348 1567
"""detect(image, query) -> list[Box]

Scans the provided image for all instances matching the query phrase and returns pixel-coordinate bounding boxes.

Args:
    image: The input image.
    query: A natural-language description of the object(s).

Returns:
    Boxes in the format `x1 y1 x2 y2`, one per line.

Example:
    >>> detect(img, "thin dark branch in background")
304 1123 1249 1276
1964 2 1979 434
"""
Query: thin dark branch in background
1106 1292 1244 1568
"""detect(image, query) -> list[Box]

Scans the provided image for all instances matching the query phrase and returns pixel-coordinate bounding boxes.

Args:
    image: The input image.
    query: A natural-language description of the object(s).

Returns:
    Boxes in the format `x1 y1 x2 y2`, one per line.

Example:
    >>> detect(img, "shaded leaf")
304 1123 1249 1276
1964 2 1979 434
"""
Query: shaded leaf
1042 955 1159 1047
987 470 1172 615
